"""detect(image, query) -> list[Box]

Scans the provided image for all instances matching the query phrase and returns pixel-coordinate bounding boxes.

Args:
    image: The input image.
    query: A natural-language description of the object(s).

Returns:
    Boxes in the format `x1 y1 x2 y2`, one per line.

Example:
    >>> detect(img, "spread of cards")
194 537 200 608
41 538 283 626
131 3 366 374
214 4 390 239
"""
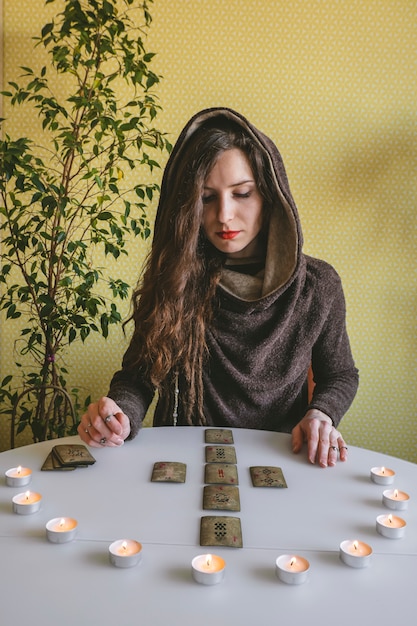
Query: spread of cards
151 428 288 549
41 429 287 549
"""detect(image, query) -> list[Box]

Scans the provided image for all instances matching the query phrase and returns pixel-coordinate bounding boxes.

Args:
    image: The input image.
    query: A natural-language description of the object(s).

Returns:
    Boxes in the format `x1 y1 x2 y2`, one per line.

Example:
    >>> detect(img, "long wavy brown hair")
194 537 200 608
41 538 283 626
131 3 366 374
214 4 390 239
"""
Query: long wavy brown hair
125 115 276 425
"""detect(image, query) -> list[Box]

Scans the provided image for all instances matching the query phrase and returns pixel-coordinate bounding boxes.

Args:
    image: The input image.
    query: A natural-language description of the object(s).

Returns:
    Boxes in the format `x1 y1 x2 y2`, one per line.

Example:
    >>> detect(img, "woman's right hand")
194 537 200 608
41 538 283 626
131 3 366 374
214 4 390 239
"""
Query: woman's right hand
77 397 131 448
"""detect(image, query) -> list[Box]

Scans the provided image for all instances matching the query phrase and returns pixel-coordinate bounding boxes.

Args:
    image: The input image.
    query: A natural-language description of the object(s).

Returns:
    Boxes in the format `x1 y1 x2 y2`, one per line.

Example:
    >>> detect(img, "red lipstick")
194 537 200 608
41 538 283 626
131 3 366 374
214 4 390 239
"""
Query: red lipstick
217 231 240 240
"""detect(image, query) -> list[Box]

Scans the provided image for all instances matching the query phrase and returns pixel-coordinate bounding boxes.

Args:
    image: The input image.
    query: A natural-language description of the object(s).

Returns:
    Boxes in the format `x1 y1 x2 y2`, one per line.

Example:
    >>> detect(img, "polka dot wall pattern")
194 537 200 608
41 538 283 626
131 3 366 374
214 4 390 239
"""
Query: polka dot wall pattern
1 1 416 461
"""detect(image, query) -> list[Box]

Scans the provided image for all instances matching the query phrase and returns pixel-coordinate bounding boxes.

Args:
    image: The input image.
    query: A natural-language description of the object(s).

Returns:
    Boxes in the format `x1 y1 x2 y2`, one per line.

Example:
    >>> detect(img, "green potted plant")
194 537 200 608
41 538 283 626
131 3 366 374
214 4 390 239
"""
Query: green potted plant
0 0 170 446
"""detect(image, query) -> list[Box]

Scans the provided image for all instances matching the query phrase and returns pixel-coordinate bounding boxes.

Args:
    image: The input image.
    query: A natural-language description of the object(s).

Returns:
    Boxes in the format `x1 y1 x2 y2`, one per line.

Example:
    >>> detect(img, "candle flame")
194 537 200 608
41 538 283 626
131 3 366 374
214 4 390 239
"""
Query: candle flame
381 467 385 474
59 518 65 528
353 541 359 551
290 557 297 568
394 489 398 498
206 554 212 568
17 466 22 475
24 491 30 501
122 541 128 552
388 514 393 525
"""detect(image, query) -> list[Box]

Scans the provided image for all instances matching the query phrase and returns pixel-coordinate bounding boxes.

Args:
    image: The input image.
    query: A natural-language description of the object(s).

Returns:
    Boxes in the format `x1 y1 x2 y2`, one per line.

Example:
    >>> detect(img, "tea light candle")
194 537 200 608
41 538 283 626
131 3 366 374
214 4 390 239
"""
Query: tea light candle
191 554 226 585
339 540 372 568
12 491 42 515
275 555 310 584
109 539 142 568
376 514 406 539
46 517 78 543
5 466 32 487
370 466 395 485
382 489 410 511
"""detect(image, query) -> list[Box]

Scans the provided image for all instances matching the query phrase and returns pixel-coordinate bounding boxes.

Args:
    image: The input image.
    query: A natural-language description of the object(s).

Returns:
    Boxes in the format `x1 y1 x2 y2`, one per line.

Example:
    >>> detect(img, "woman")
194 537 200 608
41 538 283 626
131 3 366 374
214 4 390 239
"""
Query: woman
78 107 358 468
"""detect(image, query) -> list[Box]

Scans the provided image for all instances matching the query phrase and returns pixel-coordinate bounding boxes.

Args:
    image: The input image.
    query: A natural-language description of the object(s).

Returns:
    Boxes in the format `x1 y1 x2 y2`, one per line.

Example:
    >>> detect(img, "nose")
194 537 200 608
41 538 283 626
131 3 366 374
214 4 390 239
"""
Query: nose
217 194 234 224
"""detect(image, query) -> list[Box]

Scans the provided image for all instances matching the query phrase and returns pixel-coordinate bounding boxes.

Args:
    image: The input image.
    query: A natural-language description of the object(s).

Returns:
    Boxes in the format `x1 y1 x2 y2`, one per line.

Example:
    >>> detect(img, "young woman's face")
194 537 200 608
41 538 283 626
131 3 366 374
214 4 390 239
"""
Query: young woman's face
201 148 264 258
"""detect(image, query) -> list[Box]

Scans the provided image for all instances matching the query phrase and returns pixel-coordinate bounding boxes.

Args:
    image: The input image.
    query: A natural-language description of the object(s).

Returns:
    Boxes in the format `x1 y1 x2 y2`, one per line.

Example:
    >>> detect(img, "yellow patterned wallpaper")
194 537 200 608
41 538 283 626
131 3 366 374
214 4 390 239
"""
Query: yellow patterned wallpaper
1 1 416 462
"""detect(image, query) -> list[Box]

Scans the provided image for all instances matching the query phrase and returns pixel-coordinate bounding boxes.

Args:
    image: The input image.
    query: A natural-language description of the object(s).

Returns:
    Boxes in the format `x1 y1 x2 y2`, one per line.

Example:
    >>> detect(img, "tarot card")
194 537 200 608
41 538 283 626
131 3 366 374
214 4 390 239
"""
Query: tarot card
204 428 234 444
200 515 243 548
203 485 240 511
205 445 237 464
151 461 187 483
250 466 287 488
41 451 75 471
52 444 96 467
205 463 238 485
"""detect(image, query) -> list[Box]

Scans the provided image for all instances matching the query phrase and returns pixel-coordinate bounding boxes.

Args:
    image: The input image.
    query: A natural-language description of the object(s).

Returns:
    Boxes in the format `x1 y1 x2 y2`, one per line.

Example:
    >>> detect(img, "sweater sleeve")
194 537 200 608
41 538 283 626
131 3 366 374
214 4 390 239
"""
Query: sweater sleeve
307 272 359 427
107 338 155 439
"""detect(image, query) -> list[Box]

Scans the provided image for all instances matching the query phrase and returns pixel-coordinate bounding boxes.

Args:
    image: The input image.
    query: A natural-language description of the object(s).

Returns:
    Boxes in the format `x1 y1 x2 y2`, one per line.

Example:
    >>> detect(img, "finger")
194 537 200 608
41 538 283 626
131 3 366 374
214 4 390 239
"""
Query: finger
306 419 321 465
328 442 339 467
83 427 123 449
91 420 124 447
78 421 102 448
77 421 90 444
338 435 348 462
113 411 131 441
291 424 304 454
97 399 124 437
317 422 334 467
100 412 123 437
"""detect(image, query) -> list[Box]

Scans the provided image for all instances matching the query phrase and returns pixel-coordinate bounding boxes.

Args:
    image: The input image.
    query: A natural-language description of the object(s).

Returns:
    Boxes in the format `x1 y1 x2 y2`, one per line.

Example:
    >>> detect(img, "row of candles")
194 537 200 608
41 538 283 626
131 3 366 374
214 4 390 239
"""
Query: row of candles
4 463 411 585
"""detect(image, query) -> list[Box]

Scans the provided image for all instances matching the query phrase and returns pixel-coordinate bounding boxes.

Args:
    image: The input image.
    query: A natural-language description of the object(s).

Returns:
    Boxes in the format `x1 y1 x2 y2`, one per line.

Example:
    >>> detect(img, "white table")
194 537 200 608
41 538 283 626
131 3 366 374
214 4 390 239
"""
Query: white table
0 427 415 626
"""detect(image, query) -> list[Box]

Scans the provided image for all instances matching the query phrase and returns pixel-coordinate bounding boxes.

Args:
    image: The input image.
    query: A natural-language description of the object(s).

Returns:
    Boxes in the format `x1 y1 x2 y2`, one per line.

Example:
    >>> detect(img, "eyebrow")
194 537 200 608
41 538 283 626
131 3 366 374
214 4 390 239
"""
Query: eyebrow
203 179 255 190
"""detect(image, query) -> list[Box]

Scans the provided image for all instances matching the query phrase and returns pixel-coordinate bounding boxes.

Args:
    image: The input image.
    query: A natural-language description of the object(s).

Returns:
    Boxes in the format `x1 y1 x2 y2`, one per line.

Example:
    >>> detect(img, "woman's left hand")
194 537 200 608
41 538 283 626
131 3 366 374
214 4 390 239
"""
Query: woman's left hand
291 409 348 467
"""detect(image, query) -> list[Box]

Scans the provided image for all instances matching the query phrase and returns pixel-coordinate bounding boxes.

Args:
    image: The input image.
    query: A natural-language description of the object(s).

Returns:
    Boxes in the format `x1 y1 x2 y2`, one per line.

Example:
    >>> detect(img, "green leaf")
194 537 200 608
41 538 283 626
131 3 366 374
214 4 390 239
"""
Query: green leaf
97 212 113 221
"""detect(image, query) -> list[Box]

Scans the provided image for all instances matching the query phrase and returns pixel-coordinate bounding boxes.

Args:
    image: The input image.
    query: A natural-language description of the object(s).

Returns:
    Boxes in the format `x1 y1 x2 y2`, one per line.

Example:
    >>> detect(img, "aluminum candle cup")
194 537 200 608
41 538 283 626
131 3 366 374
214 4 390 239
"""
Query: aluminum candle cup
46 517 78 543
370 467 395 485
5 466 32 487
275 555 310 585
339 540 372 568
382 489 410 511
12 491 42 515
191 554 226 585
109 540 142 568
376 514 406 539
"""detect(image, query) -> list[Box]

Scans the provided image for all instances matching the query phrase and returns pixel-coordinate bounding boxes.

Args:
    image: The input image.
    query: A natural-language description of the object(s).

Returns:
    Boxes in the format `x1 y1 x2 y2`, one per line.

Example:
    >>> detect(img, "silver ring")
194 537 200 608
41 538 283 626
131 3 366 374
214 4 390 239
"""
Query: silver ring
84 428 89 434
329 446 338 452
104 415 112 423
339 446 348 451
100 437 107 445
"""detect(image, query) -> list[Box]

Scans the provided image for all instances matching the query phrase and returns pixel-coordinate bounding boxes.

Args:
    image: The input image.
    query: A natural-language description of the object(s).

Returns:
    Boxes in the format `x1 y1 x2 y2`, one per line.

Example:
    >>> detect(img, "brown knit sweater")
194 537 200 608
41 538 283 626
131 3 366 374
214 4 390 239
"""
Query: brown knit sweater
108 108 359 437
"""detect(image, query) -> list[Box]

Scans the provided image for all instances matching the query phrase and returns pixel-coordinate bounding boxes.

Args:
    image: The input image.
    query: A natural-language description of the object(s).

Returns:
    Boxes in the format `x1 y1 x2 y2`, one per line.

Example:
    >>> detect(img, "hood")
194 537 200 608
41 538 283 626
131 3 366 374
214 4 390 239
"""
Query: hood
157 107 304 301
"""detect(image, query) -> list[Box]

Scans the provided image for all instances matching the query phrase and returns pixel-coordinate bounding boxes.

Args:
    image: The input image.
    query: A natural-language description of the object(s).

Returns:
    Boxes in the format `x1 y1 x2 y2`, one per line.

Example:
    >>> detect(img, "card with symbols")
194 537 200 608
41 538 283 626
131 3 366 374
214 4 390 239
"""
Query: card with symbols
205 445 237 464
200 515 243 548
203 485 241 511
151 461 187 483
204 429 234 444
250 466 287 488
205 463 239 485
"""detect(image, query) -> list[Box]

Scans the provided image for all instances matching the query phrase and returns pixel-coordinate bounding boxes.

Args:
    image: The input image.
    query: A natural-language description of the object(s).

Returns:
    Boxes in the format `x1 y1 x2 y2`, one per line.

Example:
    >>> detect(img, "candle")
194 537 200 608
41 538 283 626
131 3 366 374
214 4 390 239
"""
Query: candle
46 517 78 543
191 554 226 585
275 555 310 585
12 491 42 515
109 539 142 568
376 514 406 539
5 466 32 487
339 540 372 568
370 466 395 485
382 489 410 511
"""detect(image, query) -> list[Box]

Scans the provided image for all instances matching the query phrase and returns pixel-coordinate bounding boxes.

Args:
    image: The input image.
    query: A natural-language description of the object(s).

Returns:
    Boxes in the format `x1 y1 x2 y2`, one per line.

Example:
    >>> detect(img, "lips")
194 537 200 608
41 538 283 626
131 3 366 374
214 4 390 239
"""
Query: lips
216 231 240 240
